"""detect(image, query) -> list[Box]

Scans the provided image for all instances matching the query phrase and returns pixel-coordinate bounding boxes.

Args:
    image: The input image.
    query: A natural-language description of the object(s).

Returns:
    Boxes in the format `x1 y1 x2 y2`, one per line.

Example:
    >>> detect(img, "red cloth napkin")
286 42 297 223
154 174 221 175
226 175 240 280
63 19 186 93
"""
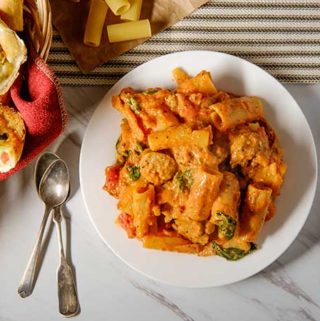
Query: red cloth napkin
0 51 67 181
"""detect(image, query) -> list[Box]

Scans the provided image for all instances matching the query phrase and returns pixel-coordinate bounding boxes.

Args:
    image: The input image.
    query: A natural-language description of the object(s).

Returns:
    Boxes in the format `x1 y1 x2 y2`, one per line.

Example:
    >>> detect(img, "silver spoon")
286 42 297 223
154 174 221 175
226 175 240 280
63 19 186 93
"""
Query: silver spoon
39 159 79 317
34 152 60 192
18 152 60 298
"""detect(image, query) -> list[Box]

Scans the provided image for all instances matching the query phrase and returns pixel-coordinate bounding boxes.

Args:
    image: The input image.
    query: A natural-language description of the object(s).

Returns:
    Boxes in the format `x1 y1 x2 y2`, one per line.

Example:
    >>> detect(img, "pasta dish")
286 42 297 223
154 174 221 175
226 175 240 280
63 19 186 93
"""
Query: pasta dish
103 68 287 261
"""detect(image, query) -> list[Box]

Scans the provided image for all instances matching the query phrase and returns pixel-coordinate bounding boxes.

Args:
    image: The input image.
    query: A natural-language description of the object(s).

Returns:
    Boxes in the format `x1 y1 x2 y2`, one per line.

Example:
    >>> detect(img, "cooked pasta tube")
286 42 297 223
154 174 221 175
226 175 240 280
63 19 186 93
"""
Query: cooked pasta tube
248 161 287 195
132 185 155 238
211 96 264 132
148 125 212 151
239 184 272 243
107 19 151 43
84 0 108 47
0 0 23 31
112 95 145 141
185 169 223 221
143 235 192 251
120 0 142 21
176 70 217 95
117 186 133 214
172 68 190 86
104 0 130 15
144 235 201 254
210 172 240 240
173 218 209 245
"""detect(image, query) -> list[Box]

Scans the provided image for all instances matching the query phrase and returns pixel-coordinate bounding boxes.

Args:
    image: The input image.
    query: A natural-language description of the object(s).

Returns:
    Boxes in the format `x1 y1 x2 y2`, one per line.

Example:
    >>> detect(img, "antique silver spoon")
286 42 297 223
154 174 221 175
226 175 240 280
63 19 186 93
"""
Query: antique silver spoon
18 152 60 298
34 152 60 192
39 159 79 317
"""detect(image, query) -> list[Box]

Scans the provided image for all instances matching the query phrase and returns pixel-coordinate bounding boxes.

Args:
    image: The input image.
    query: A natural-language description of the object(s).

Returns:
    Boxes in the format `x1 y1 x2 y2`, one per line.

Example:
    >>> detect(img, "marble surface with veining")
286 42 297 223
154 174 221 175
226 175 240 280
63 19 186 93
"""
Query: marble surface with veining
0 84 319 321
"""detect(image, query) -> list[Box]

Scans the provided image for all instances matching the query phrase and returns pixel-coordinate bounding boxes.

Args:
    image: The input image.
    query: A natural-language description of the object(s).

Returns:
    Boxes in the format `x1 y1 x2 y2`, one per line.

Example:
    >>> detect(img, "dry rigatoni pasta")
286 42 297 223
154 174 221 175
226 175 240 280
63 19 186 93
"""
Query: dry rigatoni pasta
120 0 142 21
104 0 130 15
84 0 108 47
107 19 151 43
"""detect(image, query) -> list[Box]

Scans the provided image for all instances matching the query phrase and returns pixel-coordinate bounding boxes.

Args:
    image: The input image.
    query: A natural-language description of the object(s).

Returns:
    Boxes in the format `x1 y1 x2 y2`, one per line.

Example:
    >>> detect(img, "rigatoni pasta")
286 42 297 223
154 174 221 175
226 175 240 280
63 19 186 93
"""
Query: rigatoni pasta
211 96 264 132
120 0 143 21
83 0 109 47
107 19 151 43
148 125 212 151
104 0 130 15
239 184 273 242
132 184 155 238
104 68 287 260
176 69 218 95
210 172 240 240
82 0 151 46
185 169 223 221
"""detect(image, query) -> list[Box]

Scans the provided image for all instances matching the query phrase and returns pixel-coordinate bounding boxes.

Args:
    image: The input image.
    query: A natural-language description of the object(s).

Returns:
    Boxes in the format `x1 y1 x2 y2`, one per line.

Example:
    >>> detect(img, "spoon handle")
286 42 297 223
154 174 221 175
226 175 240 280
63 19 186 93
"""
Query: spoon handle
18 206 51 298
53 207 79 317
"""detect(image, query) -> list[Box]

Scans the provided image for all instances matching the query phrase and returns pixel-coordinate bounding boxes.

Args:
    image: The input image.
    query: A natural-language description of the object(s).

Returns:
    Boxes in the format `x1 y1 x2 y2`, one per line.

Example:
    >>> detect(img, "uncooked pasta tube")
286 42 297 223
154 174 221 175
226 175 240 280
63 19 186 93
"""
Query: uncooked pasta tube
83 0 108 47
120 0 142 21
104 0 130 15
107 19 151 43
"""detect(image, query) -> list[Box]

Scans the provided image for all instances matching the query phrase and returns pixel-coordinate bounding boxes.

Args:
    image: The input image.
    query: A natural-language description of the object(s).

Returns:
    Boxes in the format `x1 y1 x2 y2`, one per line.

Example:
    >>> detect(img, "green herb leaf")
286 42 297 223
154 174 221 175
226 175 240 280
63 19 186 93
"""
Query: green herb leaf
127 166 141 181
143 88 159 95
215 212 237 240
123 95 141 114
115 136 121 149
116 136 131 163
175 170 193 191
212 241 256 261
135 142 146 154
123 150 131 158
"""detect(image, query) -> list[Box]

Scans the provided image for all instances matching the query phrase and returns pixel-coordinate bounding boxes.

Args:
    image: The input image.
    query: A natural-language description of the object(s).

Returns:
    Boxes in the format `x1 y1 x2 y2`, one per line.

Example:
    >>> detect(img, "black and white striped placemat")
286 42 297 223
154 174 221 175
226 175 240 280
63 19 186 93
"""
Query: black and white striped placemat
48 0 320 86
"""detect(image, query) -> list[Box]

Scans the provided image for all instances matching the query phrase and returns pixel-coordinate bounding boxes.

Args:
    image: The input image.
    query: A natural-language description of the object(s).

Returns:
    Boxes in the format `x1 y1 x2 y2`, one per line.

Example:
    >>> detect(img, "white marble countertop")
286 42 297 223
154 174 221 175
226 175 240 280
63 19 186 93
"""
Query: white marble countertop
1 84 319 321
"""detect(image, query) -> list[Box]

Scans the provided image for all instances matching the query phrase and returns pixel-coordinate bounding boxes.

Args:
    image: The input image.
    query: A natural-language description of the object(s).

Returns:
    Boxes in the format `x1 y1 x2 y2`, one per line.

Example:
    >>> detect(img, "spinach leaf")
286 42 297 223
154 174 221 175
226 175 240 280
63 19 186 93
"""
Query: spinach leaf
212 241 256 261
215 212 237 240
135 142 146 154
175 170 193 191
143 88 159 95
127 165 141 181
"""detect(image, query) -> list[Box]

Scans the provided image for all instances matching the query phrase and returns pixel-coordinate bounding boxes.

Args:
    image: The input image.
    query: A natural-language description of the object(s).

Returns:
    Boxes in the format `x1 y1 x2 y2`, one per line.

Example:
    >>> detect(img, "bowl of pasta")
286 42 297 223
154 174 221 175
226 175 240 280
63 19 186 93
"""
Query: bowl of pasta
80 51 317 287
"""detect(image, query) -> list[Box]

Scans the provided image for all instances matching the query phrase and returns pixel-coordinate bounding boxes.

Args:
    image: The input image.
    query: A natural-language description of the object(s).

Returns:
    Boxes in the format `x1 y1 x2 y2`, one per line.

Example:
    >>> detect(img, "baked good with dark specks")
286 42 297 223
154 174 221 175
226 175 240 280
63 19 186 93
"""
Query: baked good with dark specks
0 105 25 173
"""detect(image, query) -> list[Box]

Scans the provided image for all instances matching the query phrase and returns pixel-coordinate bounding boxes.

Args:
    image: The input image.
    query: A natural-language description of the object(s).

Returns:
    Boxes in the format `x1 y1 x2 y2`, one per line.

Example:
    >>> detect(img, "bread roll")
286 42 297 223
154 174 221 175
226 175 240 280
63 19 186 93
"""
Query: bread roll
0 18 27 95
0 0 23 31
0 105 25 173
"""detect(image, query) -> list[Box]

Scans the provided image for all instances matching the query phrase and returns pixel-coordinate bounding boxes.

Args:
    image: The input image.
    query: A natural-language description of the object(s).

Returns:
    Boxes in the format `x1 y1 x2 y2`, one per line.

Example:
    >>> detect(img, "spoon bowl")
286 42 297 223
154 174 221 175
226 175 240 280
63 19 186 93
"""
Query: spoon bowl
39 159 70 208
34 152 59 193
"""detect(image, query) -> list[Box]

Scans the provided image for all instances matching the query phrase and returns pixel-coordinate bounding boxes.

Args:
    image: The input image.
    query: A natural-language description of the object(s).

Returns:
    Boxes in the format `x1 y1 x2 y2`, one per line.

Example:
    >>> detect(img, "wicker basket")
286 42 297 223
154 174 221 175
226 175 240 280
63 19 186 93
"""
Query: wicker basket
24 0 53 61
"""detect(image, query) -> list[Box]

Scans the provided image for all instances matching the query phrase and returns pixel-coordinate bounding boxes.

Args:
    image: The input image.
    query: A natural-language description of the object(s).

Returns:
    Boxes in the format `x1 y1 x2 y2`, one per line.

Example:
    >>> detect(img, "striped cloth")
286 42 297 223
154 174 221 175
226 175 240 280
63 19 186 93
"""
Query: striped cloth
48 0 320 86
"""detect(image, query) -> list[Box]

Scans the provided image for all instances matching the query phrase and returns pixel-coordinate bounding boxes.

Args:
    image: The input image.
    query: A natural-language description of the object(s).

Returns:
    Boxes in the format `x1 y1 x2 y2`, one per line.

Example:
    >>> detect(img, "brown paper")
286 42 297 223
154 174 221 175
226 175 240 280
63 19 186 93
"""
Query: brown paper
50 0 208 73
